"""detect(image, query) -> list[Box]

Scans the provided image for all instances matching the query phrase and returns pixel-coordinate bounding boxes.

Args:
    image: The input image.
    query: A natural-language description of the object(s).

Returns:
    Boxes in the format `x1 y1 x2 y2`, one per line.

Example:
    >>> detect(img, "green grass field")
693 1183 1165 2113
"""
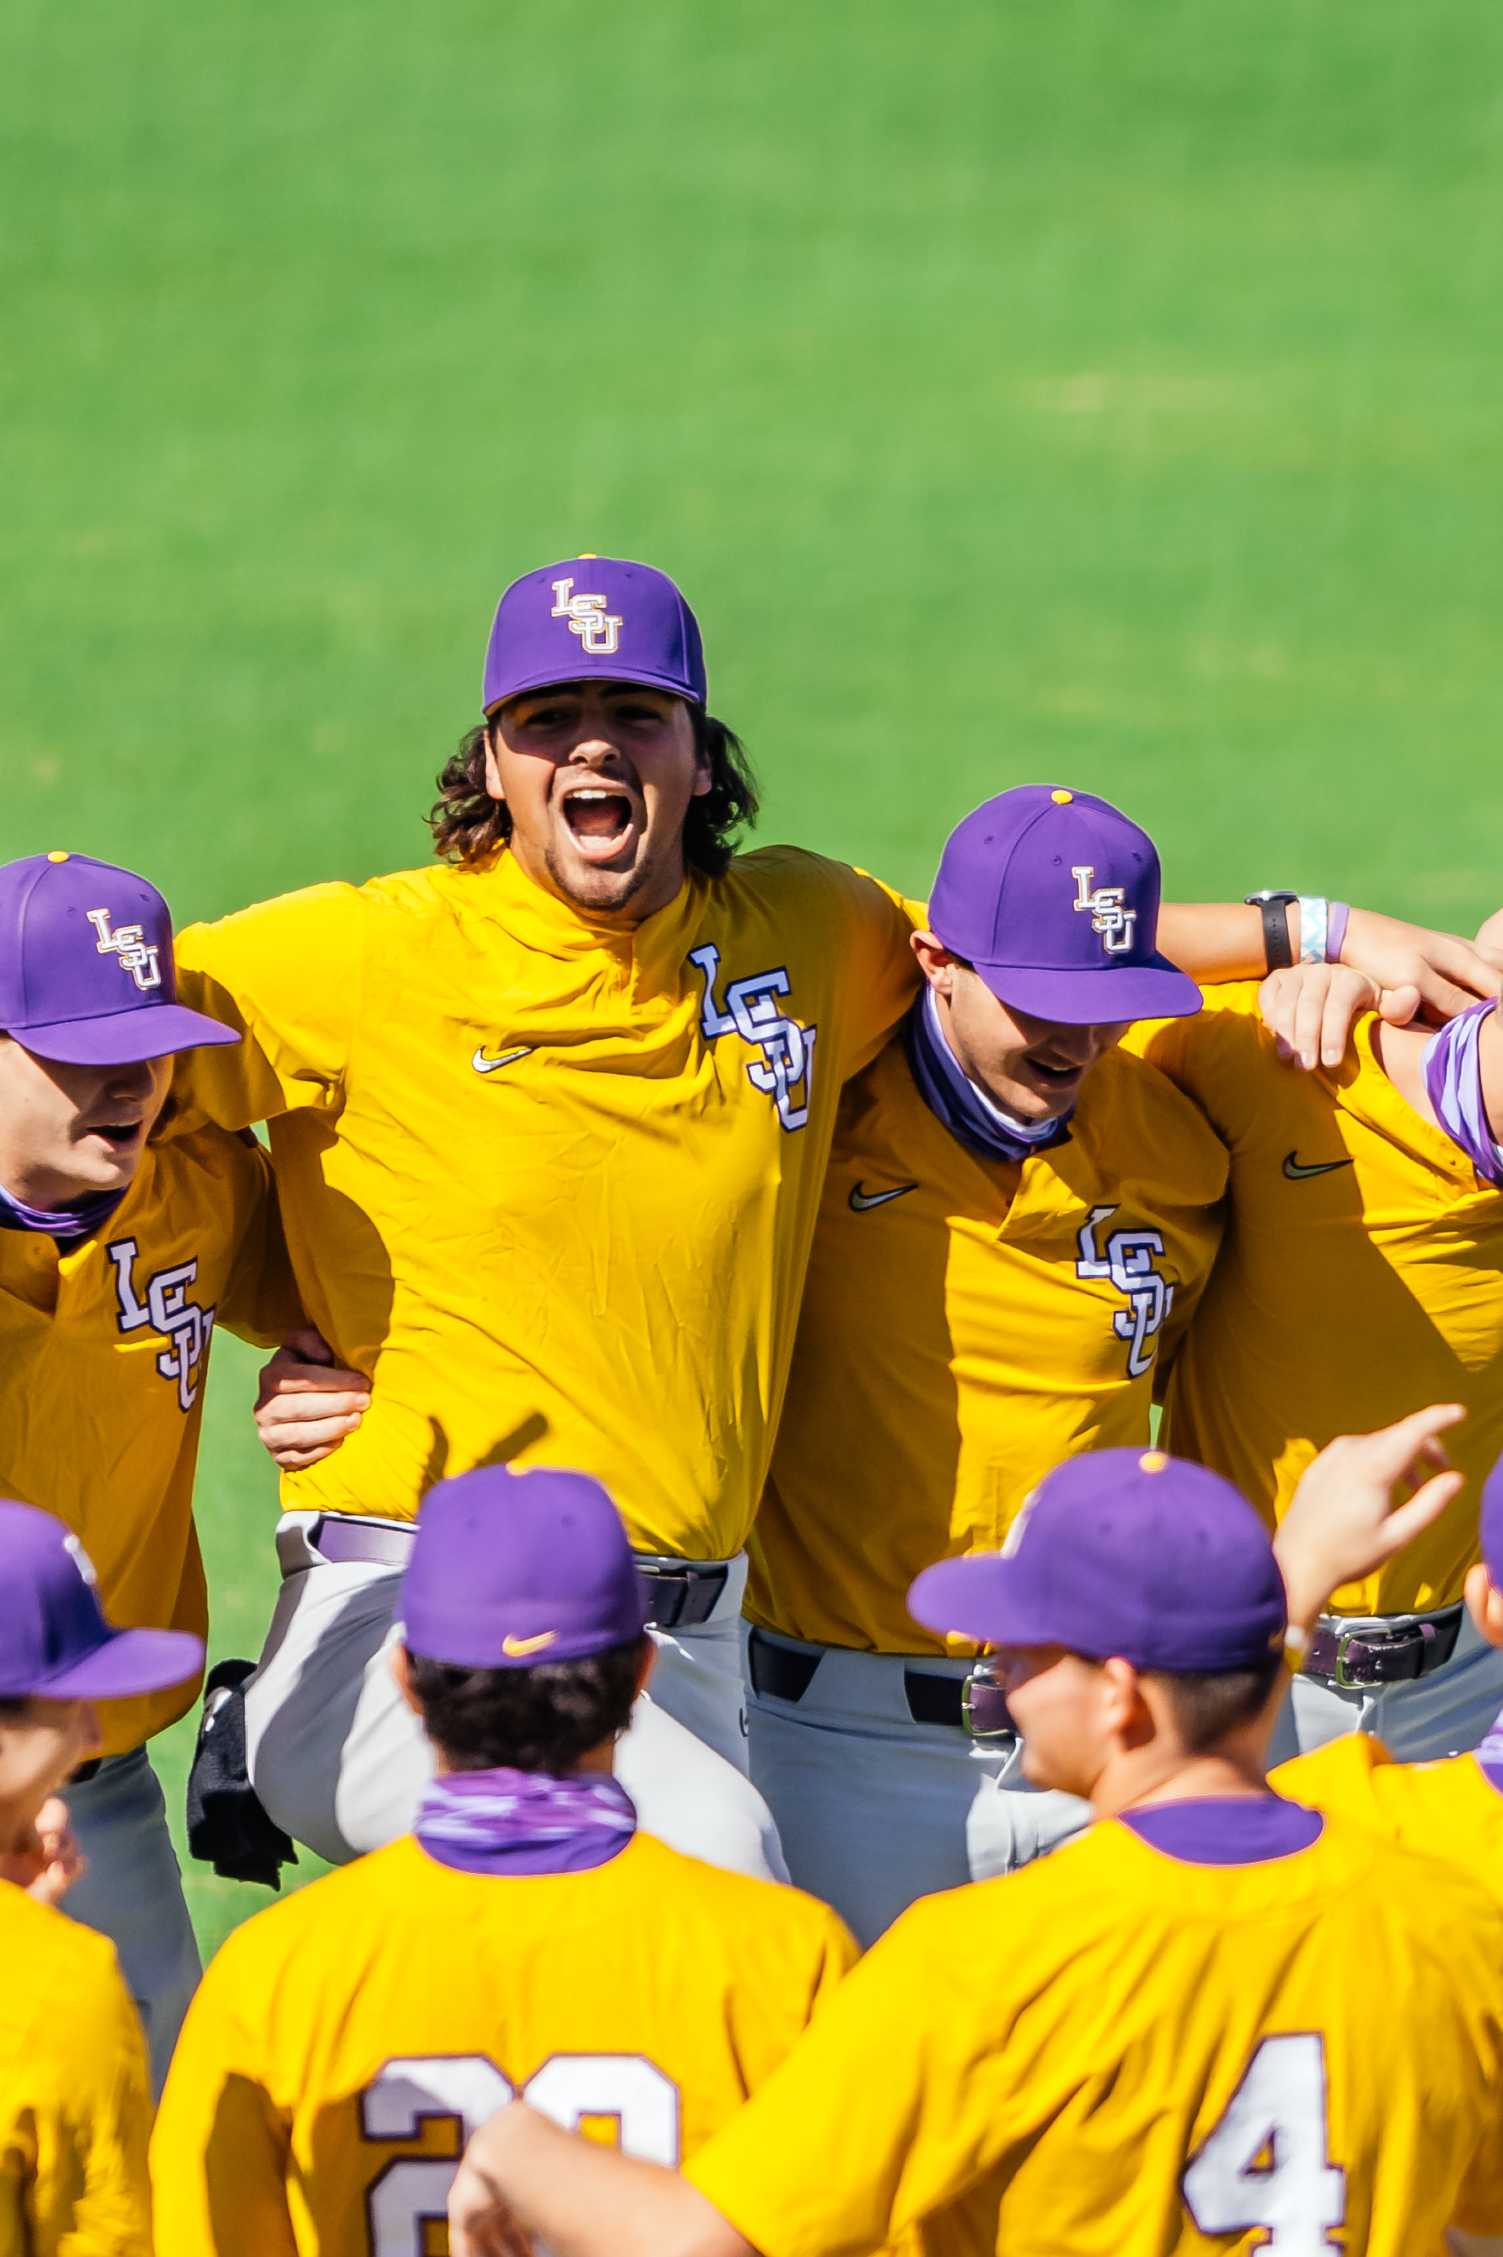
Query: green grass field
7 0 1503 1958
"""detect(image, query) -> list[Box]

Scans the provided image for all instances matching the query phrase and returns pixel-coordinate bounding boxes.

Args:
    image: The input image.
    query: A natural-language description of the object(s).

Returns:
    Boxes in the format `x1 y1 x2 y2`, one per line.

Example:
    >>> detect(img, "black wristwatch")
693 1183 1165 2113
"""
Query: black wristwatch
1244 890 1298 972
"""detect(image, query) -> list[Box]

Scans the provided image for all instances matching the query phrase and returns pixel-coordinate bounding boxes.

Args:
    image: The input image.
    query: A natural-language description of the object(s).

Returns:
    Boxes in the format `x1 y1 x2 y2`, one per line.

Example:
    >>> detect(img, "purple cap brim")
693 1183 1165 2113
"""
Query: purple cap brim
11 1626 204 1702
909 1556 1041 1651
485 664 699 714
971 956 1202 1027
14 1005 241 1068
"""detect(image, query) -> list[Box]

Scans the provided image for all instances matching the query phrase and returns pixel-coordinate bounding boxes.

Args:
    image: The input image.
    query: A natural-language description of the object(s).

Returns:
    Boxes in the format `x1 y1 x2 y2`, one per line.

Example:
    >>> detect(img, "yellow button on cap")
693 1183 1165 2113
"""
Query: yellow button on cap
46 850 70 863
1051 788 1073 804
1138 1449 1169 1474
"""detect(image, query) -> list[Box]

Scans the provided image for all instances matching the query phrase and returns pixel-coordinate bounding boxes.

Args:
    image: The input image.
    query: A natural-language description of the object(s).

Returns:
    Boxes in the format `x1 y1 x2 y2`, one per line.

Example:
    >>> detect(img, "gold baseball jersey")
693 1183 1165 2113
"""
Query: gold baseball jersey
686 1808 1503 2257
747 1039 1227 1653
0 1884 152 2257
1274 1733 1503 1896
0 1131 301 1754
1136 986 1503 1613
150 1828 857 2257
171 847 918 1558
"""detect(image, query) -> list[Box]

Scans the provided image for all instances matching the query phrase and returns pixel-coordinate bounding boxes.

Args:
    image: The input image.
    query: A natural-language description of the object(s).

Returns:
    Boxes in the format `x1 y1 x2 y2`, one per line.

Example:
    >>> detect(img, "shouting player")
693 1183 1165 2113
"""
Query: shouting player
448 1434 1503 2257
1143 928 1503 1758
0 1499 204 2256
150 1462 857 2256
177 552 1502 1881
0 851 307 2087
745 785 1227 1941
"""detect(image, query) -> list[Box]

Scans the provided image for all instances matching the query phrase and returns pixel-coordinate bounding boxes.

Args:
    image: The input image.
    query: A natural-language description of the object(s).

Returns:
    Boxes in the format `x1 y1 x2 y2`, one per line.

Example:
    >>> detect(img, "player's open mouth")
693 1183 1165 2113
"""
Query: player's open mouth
558 785 641 864
1025 1057 1083 1087
84 1121 145 1147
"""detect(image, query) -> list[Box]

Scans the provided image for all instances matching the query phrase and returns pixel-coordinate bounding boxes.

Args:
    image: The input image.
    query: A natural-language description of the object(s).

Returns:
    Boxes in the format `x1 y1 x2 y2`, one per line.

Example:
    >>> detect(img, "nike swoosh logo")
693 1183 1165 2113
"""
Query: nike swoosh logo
501 1630 557 1658
849 1181 918 1212
472 1045 535 1075
1282 1151 1354 1180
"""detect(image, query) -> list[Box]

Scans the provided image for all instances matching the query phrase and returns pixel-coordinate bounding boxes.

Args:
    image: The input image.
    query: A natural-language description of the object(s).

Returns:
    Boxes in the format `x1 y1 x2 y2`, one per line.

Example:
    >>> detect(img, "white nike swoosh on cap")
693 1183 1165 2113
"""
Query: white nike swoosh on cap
472 1045 535 1075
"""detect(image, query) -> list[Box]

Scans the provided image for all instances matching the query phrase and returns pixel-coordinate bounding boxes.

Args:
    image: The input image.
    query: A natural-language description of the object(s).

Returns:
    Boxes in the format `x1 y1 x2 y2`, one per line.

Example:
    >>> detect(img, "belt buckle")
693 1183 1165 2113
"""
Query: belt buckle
1331 1629 1370 1689
961 1663 1018 1747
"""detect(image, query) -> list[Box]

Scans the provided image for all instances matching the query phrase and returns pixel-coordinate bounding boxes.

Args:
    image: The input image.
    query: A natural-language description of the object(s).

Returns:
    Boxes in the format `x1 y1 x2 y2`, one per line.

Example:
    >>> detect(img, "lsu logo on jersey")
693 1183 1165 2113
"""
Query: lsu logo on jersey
689 944 817 1132
550 575 622 656
87 906 162 992
107 1238 216 1412
1071 866 1136 955
1075 1203 1172 1377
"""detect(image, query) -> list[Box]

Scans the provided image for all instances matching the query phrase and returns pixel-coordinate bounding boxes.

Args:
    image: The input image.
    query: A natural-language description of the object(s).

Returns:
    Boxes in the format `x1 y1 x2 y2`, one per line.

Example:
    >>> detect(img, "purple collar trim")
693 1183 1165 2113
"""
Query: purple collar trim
1122 1794 1324 1866
0 1179 126 1244
415 1765 637 1877
904 989 1074 1165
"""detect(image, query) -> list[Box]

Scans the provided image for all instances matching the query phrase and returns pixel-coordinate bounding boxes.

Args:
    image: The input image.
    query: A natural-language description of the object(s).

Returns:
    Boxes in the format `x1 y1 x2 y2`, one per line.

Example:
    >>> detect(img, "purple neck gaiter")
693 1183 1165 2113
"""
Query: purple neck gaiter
905 988 1074 1165
416 1766 637 1876
0 1179 125 1244
1424 1000 1503 1187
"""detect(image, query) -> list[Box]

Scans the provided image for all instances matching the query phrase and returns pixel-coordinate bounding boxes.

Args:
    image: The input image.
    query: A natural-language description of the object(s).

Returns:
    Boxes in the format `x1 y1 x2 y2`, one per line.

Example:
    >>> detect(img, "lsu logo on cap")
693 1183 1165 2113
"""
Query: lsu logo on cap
1071 866 1136 956
550 576 622 657
87 906 162 993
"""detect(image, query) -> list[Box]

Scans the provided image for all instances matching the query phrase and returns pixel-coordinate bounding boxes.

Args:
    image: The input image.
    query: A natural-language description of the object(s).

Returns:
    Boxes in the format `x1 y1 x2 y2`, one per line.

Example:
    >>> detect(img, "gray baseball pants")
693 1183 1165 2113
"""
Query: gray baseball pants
745 1629 1088 1947
64 1745 200 2095
243 1517 787 1882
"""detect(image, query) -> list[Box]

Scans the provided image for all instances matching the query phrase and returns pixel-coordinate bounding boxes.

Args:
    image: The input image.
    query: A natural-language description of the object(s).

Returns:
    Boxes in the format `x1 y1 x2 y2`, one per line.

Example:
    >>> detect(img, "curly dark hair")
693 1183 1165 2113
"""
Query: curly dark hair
405 1638 648 1773
428 706 758 876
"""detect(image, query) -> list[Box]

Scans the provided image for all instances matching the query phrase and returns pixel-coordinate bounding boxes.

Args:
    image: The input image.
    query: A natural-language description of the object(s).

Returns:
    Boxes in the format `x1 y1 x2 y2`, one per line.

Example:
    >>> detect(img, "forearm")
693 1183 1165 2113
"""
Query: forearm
1157 904 1271 984
454 2108 749 2257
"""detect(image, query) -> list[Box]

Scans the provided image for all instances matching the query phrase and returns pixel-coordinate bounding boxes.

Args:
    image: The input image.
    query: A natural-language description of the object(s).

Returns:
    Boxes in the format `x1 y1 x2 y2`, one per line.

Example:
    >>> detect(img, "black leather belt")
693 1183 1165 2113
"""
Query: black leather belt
634 1556 730 1632
1302 1604 1463 1688
284 1519 729 1635
747 1629 965 1727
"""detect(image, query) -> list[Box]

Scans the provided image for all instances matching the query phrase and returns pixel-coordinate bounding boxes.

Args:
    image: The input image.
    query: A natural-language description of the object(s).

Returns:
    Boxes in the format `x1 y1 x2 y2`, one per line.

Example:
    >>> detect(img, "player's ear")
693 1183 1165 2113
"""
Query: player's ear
1464 1563 1503 1650
389 1642 422 1715
632 1633 656 1702
911 930 956 993
481 720 506 806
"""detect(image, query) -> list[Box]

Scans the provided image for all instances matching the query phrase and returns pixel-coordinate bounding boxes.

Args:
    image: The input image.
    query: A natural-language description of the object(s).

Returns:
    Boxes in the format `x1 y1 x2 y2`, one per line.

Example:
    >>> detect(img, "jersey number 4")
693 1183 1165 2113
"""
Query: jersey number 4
360 2050 681 2255
1181 2033 1346 2252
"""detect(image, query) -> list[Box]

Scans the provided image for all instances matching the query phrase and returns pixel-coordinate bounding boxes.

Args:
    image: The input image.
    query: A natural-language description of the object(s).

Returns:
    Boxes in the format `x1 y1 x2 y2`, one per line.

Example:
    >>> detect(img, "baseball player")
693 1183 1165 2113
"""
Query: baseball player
150 1462 857 2257
448 1438 1503 2257
173 552 1500 1886
0 850 309 2087
1269 1433 1503 1918
744 785 1229 1941
0 1498 204 2257
1140 931 1503 1759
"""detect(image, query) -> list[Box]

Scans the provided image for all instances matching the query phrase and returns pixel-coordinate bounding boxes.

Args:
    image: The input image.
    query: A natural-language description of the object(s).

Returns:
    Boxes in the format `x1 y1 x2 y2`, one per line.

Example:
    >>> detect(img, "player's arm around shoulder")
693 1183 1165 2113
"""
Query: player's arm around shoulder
740 843 923 1079
150 1911 299 2257
171 877 369 1132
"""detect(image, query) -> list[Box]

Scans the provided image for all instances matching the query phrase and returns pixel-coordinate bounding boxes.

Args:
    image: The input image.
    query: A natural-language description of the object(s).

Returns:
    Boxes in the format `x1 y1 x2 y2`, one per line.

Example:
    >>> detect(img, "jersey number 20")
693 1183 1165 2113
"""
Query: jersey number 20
361 2050 681 2255
1181 2033 1345 2252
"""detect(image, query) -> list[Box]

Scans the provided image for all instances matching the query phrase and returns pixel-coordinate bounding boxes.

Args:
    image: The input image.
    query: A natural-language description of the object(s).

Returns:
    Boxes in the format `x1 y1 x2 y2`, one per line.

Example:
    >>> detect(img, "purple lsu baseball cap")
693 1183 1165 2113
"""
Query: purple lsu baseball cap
402 1464 649 1669
0 1500 203 1700
0 853 239 1068
928 786 1201 1026
909 1448 1288 1672
482 556 708 714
